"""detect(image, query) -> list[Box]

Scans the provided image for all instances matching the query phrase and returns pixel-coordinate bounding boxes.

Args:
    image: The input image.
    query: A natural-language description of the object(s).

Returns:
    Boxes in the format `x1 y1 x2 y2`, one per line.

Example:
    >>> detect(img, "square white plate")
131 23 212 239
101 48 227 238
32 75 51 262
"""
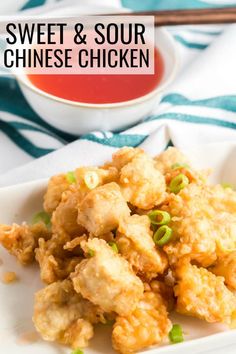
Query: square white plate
0 142 236 354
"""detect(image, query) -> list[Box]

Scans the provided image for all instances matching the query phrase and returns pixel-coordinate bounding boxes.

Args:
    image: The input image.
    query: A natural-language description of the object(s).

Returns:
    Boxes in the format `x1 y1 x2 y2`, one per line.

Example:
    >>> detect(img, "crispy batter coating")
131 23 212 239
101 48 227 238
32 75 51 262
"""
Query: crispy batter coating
77 183 130 236
174 261 236 326
0 222 51 265
155 147 208 185
71 238 144 316
108 147 143 170
75 166 119 188
33 280 104 348
119 151 166 209
51 185 86 239
163 183 236 267
210 252 236 290
35 236 81 284
116 215 168 279
44 174 70 214
154 147 189 174
112 290 171 354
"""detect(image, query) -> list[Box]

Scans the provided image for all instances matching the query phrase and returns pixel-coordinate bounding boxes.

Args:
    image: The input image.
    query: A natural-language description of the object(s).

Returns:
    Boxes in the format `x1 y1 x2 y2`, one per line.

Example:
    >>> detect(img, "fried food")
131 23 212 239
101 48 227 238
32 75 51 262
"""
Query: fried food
163 183 236 267
155 147 189 174
174 260 236 326
44 174 70 214
2 146 236 353
116 215 168 279
0 222 51 265
210 251 236 290
51 185 86 238
119 150 166 209
33 279 104 348
112 289 171 354
71 238 144 316
35 236 81 284
77 182 130 236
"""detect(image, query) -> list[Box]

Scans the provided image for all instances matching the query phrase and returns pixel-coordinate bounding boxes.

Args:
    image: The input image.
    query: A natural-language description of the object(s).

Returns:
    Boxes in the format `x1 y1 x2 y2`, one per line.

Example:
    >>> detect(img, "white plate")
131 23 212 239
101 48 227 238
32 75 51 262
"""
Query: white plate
0 141 236 354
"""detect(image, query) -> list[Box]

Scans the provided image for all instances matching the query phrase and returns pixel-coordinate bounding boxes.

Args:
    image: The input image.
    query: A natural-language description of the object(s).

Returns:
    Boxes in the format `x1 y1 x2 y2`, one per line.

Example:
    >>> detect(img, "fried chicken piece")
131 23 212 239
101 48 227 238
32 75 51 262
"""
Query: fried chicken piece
210 252 236 290
44 174 70 214
71 238 144 316
163 183 236 267
77 183 130 236
51 185 86 239
75 166 119 189
0 222 51 265
107 147 143 170
119 151 166 209
112 289 171 354
150 279 175 311
116 215 168 279
174 261 236 326
33 279 104 348
154 147 189 174
35 236 81 284
154 147 208 185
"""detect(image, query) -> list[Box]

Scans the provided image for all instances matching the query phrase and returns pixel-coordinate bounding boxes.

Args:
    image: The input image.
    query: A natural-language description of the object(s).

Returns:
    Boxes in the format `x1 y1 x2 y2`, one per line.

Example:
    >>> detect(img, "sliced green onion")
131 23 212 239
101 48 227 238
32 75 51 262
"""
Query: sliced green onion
32 211 51 226
66 171 76 184
71 349 84 354
148 210 171 226
169 173 189 194
88 249 95 257
84 171 99 190
108 241 119 253
171 162 190 170
169 324 184 344
221 182 233 189
153 225 173 246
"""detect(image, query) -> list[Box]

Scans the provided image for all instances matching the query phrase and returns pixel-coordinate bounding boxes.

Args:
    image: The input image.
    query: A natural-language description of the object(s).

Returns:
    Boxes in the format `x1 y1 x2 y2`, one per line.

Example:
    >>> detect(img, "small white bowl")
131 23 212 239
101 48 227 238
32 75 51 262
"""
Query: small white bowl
15 8 179 135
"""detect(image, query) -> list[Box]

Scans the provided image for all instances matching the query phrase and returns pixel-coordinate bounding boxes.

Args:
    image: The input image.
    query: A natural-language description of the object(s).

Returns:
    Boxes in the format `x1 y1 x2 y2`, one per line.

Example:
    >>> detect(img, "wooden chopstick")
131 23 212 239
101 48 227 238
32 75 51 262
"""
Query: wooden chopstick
111 7 236 26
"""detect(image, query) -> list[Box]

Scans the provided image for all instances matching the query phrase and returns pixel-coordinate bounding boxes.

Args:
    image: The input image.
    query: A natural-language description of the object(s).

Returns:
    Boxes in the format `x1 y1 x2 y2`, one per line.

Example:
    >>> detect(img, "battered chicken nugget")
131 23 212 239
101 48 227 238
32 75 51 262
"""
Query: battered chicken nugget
163 183 236 267
71 238 144 316
210 252 236 290
0 222 51 265
116 215 168 279
51 185 86 239
77 183 130 236
108 147 143 170
154 147 189 174
119 151 166 209
44 174 70 214
112 289 171 354
35 236 81 284
33 280 104 348
174 261 236 326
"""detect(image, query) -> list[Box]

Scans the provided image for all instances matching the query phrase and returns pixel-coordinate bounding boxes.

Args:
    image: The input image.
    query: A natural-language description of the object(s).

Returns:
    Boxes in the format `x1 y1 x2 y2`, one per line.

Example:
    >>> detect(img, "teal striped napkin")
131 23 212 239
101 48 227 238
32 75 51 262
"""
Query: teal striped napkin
0 0 236 182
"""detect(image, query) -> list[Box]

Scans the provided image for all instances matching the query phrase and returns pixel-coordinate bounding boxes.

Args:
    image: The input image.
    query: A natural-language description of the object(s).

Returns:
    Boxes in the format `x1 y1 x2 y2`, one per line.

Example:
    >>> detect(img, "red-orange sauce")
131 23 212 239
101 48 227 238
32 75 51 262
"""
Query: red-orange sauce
28 48 164 104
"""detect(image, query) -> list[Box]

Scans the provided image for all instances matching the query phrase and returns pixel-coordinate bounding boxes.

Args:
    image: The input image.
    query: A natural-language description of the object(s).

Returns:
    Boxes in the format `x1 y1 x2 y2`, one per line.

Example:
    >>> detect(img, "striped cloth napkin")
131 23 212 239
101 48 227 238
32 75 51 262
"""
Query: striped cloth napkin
0 0 236 186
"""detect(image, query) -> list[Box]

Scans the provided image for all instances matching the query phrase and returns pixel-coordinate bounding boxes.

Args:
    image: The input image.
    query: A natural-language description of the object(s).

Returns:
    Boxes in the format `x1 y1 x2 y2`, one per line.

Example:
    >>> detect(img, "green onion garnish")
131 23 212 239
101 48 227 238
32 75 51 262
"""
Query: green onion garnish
66 171 76 184
221 182 233 189
88 249 95 257
71 349 84 354
153 225 173 246
170 173 189 194
171 163 189 170
169 324 184 344
32 211 51 227
108 241 119 253
148 210 171 226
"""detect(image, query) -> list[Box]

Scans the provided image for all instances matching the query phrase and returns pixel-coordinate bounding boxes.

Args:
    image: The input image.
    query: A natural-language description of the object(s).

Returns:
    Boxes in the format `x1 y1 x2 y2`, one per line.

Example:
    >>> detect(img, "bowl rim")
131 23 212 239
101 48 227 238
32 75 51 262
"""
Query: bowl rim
15 14 179 109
